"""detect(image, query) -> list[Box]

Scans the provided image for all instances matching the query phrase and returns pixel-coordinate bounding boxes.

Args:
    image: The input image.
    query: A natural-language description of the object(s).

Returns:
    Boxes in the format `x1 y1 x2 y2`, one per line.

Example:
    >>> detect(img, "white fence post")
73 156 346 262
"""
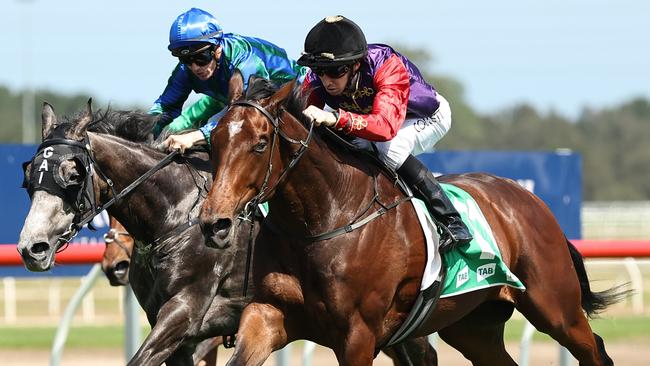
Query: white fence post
623 257 644 313
81 276 95 323
48 280 60 317
3 277 16 324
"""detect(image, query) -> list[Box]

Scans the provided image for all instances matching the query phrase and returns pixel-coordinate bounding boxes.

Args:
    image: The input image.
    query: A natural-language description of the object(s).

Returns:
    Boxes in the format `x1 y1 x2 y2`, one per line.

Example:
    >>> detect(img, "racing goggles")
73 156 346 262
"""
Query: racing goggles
178 47 215 67
311 64 351 79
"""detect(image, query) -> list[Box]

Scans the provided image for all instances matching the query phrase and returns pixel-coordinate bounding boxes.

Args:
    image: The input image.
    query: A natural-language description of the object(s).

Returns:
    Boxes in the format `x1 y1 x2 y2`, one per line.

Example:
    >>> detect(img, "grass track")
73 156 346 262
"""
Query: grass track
1 316 648 349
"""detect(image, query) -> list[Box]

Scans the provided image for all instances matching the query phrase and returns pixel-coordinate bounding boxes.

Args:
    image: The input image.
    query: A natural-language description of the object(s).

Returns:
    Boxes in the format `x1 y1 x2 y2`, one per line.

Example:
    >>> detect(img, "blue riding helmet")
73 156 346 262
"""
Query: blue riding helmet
168 8 223 55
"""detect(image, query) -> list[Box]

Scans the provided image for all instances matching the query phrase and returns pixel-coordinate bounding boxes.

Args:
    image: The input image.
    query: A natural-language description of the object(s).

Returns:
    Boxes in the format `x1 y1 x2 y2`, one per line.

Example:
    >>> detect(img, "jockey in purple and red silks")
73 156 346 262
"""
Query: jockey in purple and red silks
298 15 472 252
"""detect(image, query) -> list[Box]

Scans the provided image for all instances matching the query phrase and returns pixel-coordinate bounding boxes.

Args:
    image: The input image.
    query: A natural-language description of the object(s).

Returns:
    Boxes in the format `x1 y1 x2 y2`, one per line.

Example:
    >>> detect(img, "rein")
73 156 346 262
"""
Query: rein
67 149 180 246
230 100 314 220
104 229 133 259
229 100 314 297
230 100 412 243
32 136 180 249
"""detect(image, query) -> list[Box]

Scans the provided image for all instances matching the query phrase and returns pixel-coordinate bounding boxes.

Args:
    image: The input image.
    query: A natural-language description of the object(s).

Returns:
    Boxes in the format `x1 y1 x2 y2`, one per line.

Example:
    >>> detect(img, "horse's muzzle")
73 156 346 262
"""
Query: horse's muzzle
105 260 130 286
20 241 55 272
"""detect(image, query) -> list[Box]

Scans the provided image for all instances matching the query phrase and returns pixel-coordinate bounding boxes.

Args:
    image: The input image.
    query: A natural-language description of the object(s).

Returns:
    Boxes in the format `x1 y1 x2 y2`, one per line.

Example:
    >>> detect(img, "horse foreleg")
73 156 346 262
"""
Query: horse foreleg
127 298 195 366
383 336 438 366
165 345 195 366
193 337 221 366
225 303 287 366
333 316 377 366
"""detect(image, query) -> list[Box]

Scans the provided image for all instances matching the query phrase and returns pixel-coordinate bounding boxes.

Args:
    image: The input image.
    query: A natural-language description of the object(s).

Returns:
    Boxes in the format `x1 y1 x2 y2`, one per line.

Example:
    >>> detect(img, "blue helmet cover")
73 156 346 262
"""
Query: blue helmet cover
168 8 223 51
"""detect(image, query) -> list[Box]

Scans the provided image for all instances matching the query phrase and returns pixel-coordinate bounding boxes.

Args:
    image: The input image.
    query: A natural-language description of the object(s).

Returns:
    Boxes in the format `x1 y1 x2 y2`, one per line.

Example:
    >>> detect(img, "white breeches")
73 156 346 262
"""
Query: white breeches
350 93 452 170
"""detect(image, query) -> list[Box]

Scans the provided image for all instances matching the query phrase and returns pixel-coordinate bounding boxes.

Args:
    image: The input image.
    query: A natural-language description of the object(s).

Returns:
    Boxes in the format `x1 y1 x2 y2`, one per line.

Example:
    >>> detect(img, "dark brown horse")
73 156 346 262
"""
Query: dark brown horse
199 79 627 366
17 101 259 366
102 217 134 286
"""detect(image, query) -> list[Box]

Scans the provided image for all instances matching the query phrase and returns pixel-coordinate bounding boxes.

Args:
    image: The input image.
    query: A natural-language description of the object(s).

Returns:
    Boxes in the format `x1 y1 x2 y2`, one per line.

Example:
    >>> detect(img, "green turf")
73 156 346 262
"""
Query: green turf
0 316 647 349
0 325 150 349
504 316 650 342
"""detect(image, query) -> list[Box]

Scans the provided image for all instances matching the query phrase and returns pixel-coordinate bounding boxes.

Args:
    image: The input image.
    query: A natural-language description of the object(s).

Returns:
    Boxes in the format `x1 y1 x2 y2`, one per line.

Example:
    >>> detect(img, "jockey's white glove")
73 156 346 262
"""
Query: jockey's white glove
302 105 338 127
161 130 205 153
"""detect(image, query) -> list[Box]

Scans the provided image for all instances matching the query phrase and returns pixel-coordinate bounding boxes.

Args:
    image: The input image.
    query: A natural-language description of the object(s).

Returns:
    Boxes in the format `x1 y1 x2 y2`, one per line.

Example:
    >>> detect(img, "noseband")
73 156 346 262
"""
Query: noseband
229 100 314 219
104 228 133 259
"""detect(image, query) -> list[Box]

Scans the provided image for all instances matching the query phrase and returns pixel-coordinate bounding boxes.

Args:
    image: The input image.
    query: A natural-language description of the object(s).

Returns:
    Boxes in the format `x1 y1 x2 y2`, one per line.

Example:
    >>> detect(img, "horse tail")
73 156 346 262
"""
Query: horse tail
566 238 632 318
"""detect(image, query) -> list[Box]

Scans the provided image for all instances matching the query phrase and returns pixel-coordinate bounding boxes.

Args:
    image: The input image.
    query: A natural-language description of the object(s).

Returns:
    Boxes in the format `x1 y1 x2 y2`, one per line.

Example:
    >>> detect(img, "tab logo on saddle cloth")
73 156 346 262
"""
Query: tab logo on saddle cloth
455 266 469 288
476 263 496 282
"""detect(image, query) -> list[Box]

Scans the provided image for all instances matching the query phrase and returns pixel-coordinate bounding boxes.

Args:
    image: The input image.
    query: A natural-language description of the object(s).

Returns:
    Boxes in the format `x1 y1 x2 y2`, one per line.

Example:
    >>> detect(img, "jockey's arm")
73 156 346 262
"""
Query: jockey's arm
334 55 410 141
162 95 225 152
149 64 194 135
166 94 225 134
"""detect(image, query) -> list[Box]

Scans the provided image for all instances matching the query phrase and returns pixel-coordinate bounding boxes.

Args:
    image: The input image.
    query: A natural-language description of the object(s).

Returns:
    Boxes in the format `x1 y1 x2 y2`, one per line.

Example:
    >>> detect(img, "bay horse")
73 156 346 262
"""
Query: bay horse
17 101 258 365
102 217 133 286
199 79 627 366
17 98 435 365
102 216 221 366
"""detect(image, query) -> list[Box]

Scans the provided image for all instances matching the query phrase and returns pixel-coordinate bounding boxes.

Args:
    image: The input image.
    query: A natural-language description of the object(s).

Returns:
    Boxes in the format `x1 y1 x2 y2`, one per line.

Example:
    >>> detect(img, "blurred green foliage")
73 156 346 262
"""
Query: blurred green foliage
395 44 650 201
2 45 648 201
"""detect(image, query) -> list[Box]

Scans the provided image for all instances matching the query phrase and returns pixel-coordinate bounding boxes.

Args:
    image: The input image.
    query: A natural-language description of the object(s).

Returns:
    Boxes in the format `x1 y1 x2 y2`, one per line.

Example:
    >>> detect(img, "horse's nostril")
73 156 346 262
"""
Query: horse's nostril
113 260 130 275
214 218 232 234
31 242 50 256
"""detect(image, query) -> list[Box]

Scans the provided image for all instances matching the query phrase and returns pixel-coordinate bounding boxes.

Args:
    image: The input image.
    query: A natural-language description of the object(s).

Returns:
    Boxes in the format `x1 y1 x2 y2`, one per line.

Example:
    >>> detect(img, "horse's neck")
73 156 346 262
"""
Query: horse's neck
89 133 205 242
271 137 376 237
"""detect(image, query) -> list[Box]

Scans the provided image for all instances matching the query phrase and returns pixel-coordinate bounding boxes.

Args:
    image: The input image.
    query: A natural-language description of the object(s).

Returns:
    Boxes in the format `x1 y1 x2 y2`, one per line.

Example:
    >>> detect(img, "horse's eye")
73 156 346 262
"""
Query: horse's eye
253 140 268 154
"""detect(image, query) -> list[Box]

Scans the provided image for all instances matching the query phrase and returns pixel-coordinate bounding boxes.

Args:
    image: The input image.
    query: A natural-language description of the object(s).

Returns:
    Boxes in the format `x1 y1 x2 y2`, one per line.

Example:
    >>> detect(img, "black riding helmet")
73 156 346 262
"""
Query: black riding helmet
297 15 368 68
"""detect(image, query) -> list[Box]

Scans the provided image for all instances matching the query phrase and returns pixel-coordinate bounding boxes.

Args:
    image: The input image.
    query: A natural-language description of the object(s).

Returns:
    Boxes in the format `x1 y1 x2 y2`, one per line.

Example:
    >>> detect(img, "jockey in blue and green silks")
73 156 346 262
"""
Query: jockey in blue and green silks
150 8 307 152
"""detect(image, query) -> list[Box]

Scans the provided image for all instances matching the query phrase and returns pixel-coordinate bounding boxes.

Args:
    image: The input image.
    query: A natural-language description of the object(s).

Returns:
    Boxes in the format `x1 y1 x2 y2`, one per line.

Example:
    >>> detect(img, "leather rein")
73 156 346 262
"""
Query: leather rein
229 100 411 242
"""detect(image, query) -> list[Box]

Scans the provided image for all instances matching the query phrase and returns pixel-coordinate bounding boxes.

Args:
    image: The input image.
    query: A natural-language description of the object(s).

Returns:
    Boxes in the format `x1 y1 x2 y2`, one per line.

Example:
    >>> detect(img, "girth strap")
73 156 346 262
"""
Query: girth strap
385 266 447 347
306 194 412 242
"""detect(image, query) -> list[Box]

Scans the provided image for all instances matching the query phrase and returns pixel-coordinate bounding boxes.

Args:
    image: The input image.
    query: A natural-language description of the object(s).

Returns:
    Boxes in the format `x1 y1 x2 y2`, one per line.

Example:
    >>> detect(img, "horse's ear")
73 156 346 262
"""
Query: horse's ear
265 80 296 113
227 70 244 104
71 98 94 139
41 102 58 140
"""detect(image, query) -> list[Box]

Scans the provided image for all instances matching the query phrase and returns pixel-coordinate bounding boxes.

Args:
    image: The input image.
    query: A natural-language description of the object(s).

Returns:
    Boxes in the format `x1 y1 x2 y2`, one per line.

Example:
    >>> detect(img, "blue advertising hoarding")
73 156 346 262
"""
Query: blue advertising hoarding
418 150 581 239
0 144 581 277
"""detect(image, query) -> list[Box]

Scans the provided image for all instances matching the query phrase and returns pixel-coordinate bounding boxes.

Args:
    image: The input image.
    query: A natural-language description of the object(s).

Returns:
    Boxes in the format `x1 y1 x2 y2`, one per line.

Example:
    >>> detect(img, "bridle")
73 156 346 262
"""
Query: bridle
229 100 314 221
24 135 179 251
104 228 133 259
228 100 412 243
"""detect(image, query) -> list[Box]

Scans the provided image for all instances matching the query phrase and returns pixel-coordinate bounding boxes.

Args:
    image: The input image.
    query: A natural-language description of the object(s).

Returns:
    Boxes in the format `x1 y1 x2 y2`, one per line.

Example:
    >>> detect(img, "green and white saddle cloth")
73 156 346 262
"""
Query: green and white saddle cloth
411 183 525 297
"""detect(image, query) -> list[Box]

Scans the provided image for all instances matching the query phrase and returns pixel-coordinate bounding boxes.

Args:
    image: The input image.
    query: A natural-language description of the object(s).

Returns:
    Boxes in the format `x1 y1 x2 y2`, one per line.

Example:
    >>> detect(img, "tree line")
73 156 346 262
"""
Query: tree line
1 49 648 201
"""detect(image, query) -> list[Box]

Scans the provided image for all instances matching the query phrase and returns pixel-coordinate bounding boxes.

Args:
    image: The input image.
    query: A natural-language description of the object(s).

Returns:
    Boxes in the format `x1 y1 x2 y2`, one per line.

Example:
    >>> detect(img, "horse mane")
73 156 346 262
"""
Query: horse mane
83 109 157 143
59 108 156 143
244 76 279 101
284 84 314 128
241 76 316 131
241 77 366 166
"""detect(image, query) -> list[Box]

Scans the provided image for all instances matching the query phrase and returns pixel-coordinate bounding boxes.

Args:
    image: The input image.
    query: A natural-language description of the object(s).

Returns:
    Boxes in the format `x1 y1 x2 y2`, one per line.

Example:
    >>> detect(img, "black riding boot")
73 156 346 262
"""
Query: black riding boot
397 155 473 252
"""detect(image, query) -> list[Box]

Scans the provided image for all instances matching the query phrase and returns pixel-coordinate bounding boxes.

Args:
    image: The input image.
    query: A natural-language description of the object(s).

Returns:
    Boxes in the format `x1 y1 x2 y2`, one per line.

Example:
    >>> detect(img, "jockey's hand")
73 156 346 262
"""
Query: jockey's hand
302 106 338 127
161 131 205 153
